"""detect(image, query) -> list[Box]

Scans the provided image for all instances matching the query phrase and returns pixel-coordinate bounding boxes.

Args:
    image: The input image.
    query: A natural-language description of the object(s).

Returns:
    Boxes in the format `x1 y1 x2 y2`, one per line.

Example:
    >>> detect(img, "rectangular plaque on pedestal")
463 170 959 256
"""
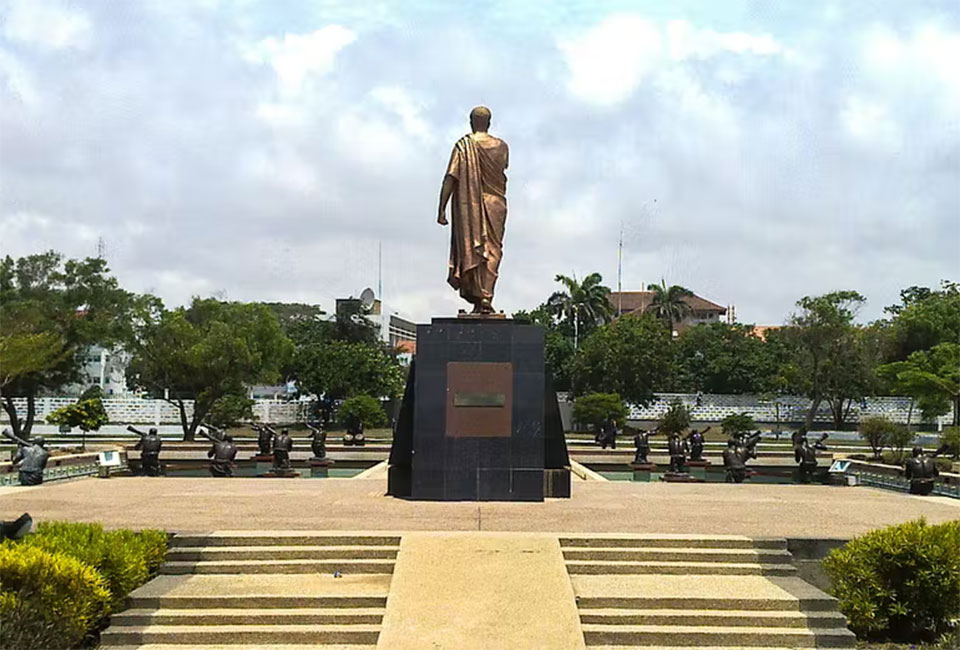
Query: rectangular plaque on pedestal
388 317 570 501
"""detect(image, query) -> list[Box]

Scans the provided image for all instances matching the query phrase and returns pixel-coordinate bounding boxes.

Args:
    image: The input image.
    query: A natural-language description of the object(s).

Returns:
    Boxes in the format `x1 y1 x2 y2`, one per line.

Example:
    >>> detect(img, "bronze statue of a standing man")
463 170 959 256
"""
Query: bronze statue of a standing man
437 106 509 314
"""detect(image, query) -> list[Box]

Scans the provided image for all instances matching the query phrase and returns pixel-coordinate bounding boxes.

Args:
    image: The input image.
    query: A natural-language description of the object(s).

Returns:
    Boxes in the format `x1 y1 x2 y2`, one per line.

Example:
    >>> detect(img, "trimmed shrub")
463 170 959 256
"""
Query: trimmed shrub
658 399 691 435
859 416 897 459
0 544 110 649
338 394 387 429
572 392 628 430
15 521 167 613
721 412 756 437
823 519 960 641
942 426 960 460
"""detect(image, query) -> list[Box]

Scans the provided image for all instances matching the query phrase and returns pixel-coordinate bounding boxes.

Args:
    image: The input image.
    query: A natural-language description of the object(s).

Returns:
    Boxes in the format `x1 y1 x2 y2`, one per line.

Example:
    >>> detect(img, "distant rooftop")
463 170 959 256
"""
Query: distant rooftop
608 291 727 315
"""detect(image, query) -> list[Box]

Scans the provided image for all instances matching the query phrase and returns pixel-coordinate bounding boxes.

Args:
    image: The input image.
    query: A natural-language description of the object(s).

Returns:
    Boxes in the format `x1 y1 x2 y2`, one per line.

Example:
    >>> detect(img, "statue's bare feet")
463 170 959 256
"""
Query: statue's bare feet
479 299 495 314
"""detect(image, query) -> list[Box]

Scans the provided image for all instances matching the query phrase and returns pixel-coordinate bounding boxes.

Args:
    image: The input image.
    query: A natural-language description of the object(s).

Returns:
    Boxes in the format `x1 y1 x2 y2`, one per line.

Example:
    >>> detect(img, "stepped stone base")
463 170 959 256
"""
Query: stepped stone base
102 531 857 649
564 535 855 649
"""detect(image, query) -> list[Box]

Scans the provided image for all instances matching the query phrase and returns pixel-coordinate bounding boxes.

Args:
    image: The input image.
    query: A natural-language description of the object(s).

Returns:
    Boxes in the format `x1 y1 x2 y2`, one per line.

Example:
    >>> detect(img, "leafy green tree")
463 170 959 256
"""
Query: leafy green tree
643 279 694 334
859 416 896 459
721 412 756 437
883 281 960 361
513 303 576 391
671 322 779 394
941 426 960 460
775 291 880 429
46 389 109 442
0 252 146 439
205 394 256 429
572 393 628 430
888 423 914 463
128 299 293 440
261 302 328 347
658 399 691 435
338 394 387 429
294 340 404 403
546 273 613 349
571 313 672 407
877 343 960 426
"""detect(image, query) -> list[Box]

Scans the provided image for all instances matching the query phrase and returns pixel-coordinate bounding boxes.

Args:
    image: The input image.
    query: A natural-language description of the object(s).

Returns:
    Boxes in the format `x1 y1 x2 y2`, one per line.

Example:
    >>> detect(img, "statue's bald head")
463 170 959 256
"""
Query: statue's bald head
470 106 491 133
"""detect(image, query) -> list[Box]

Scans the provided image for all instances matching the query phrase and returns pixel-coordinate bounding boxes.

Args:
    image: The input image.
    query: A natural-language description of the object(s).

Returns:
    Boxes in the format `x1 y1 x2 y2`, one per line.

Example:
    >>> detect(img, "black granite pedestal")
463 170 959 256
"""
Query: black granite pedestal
388 317 570 501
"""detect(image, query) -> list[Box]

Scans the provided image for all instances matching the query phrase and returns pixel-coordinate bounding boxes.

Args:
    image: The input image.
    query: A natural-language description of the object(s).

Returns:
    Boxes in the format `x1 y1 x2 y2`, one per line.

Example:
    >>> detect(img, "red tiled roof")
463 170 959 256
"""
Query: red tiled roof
395 340 416 355
608 291 726 314
749 325 782 341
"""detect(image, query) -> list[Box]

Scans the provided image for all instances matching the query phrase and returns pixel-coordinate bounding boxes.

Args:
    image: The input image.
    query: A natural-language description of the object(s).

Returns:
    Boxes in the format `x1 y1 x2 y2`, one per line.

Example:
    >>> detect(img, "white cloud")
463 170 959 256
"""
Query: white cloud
0 47 38 105
1 0 92 51
242 25 357 96
369 86 432 142
666 20 781 61
558 14 785 105
558 14 662 105
839 96 901 150
861 23 960 110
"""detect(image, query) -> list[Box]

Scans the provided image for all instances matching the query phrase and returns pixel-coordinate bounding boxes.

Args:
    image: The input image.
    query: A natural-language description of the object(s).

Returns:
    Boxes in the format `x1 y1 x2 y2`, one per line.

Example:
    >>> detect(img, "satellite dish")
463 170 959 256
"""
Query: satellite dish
360 288 376 309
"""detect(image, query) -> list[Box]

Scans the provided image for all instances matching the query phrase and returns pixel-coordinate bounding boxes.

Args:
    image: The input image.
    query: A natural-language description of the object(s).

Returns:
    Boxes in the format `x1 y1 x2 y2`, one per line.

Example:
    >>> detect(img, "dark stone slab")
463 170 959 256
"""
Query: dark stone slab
388 317 570 501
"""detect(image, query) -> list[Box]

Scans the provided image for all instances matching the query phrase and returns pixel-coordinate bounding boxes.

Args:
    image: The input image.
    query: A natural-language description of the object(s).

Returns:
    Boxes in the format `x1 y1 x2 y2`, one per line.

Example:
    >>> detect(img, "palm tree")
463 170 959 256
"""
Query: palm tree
644 279 694 335
547 273 614 348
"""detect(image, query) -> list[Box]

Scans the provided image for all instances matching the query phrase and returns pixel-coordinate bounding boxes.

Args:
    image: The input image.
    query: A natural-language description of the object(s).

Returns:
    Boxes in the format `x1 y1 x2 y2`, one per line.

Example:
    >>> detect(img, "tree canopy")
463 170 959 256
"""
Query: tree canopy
546 272 613 349
773 291 878 429
571 312 672 407
671 322 780 394
294 340 404 404
0 252 145 438
643 280 694 334
128 298 293 440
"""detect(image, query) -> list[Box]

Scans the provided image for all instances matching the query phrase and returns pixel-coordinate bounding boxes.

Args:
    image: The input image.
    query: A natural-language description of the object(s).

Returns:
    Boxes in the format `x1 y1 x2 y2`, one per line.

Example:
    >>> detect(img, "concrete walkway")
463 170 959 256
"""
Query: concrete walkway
1 477 957 537
377 533 585 649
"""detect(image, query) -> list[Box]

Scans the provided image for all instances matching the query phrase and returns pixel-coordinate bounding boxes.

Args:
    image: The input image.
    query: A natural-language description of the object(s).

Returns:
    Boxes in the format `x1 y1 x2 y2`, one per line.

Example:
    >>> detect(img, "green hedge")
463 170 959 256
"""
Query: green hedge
823 519 960 641
0 521 167 649
0 545 110 649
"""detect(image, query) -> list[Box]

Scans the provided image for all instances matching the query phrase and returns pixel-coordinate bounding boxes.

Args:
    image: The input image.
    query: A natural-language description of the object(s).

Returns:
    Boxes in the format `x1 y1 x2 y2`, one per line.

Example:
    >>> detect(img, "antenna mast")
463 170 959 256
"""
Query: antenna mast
377 240 382 300
617 223 623 314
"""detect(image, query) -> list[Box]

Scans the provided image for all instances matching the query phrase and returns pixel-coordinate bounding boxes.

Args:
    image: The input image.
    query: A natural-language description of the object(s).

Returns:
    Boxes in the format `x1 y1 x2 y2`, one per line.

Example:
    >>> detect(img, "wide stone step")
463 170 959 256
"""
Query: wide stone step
170 534 401 548
581 624 856 647
560 536 787 550
99 623 382 646
160 559 396 575
566 560 796 576
167 545 400 561
576 596 837 612
129 596 388 610
578 608 847 628
589 646 832 650
563 548 793 563
104 646 377 650
111 607 385 626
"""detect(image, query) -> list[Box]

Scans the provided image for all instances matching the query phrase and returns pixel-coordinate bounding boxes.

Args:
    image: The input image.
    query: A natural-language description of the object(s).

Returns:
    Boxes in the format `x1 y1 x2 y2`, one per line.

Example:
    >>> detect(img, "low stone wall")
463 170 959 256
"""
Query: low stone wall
3 394 954 429
0 397 311 425
0 449 127 487
559 393 953 426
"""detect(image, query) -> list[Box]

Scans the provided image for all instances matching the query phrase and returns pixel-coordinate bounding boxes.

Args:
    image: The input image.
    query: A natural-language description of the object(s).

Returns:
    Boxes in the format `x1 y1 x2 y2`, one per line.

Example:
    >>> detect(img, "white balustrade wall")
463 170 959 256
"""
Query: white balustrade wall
0 397 311 425
1 394 953 427
559 393 954 425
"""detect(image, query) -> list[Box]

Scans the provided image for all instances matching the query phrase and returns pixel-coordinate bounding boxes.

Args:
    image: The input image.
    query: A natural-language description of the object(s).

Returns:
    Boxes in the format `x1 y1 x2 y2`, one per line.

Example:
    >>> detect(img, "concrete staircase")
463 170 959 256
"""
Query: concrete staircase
561 534 856 649
100 532 399 649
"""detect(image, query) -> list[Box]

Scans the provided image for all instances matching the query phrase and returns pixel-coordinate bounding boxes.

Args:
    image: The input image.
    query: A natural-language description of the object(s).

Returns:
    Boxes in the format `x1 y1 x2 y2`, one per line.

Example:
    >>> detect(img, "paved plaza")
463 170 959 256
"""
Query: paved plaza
2 476 956 537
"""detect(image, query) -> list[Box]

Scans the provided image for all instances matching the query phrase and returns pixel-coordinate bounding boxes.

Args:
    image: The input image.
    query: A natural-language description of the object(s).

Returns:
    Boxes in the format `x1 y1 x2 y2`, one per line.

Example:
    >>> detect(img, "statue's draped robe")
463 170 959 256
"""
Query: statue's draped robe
445 134 508 305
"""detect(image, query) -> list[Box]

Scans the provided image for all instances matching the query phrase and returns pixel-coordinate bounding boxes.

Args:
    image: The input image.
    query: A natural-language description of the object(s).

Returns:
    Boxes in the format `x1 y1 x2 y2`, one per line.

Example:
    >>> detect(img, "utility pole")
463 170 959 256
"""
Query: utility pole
617 222 623 315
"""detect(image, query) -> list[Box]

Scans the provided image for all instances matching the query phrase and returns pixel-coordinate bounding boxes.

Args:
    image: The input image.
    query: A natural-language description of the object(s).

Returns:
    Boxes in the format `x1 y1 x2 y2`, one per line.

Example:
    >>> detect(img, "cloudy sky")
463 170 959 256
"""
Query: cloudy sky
1 0 957 326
